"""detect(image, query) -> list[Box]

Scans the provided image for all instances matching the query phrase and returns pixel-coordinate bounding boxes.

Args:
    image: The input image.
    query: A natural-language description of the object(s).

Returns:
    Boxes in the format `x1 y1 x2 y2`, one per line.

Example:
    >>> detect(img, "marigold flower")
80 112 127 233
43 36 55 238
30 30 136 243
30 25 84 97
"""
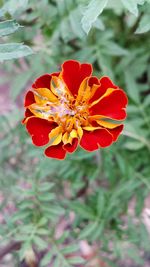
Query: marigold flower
22 60 128 159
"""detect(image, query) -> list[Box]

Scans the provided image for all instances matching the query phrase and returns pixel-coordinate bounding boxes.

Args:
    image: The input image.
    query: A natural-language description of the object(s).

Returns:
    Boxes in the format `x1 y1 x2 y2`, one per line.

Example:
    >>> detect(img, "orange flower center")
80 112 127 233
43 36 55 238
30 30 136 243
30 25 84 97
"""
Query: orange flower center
47 99 89 131
29 76 91 135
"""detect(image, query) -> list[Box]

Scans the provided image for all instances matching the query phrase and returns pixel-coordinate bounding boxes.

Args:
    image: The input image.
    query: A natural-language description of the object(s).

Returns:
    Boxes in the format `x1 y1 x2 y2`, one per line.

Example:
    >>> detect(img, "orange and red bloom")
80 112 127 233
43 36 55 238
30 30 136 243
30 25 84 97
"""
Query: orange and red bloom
22 60 128 159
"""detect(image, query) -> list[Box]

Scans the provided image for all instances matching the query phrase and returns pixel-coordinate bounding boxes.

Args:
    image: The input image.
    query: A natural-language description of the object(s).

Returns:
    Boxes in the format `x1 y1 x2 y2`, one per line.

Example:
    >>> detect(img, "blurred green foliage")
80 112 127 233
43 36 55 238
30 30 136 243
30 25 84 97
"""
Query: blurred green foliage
0 0 150 266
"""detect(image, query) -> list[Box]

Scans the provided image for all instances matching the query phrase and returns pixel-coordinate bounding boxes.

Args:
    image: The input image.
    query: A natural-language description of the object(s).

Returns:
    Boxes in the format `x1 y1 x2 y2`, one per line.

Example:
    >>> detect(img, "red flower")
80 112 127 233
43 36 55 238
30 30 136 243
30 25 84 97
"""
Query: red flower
22 60 128 160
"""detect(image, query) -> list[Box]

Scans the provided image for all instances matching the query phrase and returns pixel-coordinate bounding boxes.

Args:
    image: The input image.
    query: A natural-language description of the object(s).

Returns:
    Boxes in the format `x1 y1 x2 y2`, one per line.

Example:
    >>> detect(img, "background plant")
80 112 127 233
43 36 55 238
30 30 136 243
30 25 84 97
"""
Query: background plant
0 0 150 266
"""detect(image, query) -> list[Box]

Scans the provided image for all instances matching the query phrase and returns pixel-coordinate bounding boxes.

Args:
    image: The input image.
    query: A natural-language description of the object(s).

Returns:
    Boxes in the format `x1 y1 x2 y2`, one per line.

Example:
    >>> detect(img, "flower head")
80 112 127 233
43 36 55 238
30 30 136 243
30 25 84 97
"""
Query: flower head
23 60 128 159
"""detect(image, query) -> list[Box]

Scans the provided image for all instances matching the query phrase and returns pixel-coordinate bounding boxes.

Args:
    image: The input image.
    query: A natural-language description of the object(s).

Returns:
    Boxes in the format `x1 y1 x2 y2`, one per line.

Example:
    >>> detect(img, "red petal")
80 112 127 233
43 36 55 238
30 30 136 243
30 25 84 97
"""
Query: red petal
32 72 59 89
26 117 55 146
88 76 99 87
90 89 128 120
63 138 78 153
24 91 35 107
22 109 34 124
61 60 92 96
45 142 66 159
89 76 117 103
80 129 113 151
107 125 124 141
100 76 117 90
25 108 33 118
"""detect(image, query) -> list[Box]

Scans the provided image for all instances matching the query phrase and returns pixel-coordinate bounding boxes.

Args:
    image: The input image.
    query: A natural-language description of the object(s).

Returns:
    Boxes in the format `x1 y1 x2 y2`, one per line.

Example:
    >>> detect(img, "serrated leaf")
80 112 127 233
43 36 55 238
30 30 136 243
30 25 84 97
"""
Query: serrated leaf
61 244 79 255
37 217 48 227
18 242 31 261
135 14 150 34
37 228 49 235
37 193 55 202
0 43 33 62
33 236 48 249
0 20 21 37
69 6 85 39
68 256 85 264
41 251 53 267
121 0 139 16
124 70 140 103
53 258 60 267
81 0 108 34
12 210 31 222
93 18 105 31
19 200 33 210
103 42 128 56
79 222 99 239
3 0 29 16
124 141 145 150
42 205 64 217
71 203 95 220
39 182 54 192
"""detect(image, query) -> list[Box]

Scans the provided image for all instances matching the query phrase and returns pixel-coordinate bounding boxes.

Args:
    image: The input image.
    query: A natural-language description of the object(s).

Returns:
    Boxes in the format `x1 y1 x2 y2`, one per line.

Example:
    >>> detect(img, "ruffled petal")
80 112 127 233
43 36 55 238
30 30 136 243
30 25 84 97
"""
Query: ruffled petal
45 142 66 159
76 76 100 103
90 89 128 120
25 108 33 118
80 129 113 151
61 60 92 96
32 72 59 89
34 88 58 103
24 91 35 107
26 117 55 146
32 74 51 89
107 124 124 141
22 109 34 124
95 120 121 129
49 126 62 146
89 76 117 104
63 138 78 153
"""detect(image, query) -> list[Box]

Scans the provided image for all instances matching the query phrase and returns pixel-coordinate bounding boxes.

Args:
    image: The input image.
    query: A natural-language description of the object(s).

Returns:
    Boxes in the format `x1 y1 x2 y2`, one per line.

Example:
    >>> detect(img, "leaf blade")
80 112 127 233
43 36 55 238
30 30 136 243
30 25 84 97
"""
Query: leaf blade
0 43 33 62
81 0 108 34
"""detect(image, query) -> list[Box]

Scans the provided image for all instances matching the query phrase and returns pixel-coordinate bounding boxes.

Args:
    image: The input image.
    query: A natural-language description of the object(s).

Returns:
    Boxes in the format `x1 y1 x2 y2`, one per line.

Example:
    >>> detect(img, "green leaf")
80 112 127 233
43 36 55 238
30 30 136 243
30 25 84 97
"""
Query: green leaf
33 236 48 250
81 0 108 34
121 0 140 16
37 193 55 202
11 71 32 100
0 43 33 62
2 0 29 16
61 244 79 255
79 222 99 239
124 141 145 150
93 18 105 31
41 251 53 267
37 217 48 227
53 258 60 267
39 182 54 192
0 20 21 37
124 70 140 103
68 257 85 264
71 202 95 220
103 42 128 56
12 210 31 222
135 14 150 34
